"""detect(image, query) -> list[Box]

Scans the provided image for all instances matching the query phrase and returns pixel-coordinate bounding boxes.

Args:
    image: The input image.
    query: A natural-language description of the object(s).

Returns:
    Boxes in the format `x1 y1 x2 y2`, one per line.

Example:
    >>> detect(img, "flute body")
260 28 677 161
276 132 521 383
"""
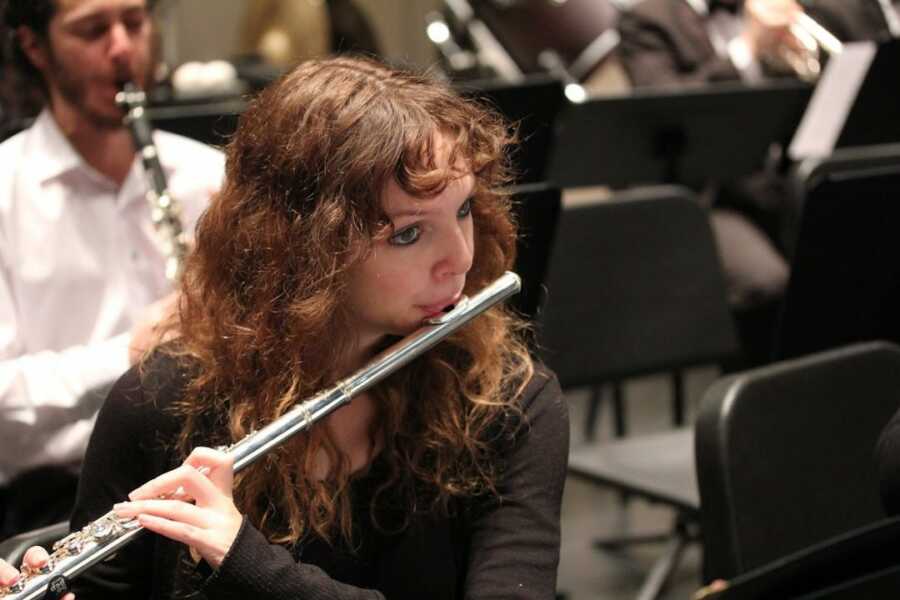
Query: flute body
0 272 522 600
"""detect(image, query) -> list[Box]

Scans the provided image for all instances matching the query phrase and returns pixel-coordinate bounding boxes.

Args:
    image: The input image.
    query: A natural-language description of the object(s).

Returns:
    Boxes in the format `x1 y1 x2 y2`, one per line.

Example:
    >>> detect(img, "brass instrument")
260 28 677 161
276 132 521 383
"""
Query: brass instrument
116 83 187 282
0 272 523 600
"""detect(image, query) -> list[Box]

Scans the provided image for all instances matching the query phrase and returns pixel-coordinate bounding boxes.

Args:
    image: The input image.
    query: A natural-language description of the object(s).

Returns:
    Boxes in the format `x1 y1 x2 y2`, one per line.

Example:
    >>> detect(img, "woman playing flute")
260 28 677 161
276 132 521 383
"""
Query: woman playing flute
0 56 569 599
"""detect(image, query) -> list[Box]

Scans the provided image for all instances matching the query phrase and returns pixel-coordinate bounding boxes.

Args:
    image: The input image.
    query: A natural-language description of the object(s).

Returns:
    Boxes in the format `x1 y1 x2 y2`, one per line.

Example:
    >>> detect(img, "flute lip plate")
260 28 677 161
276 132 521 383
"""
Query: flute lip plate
424 296 470 325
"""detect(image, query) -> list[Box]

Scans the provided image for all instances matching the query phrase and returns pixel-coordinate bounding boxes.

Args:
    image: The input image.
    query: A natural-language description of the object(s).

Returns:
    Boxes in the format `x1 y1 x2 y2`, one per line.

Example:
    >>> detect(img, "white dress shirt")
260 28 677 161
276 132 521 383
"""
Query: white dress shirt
0 109 225 483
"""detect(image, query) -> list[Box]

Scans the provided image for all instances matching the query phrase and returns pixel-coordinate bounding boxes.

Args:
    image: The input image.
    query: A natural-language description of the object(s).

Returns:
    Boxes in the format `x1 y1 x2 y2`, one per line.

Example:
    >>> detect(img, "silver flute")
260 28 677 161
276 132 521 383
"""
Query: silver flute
0 271 522 600
116 82 188 282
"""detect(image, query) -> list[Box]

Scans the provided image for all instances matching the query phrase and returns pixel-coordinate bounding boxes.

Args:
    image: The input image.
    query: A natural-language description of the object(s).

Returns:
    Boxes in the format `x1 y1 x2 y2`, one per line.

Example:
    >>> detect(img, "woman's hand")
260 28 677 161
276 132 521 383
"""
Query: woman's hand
114 447 243 569
0 547 75 599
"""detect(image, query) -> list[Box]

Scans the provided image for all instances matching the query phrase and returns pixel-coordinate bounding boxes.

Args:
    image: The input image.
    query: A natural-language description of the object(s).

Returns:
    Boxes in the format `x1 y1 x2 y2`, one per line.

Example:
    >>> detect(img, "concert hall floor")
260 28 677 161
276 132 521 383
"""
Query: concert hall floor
557 367 719 600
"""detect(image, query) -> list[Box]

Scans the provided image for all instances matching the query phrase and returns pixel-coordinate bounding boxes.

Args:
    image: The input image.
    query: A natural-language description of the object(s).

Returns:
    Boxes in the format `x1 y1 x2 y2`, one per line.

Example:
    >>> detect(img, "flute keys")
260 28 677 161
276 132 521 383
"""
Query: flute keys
89 519 116 542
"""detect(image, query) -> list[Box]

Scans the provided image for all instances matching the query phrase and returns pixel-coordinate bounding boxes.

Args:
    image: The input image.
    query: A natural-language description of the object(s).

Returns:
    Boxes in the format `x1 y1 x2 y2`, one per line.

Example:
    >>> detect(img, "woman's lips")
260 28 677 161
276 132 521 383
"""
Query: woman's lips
418 293 462 317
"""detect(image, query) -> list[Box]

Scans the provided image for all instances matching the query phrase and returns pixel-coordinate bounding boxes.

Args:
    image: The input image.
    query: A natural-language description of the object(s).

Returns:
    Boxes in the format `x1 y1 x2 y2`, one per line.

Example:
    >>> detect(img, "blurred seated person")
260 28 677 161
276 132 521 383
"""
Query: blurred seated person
616 0 875 365
0 0 224 539
240 0 380 70
619 0 894 88
806 0 900 42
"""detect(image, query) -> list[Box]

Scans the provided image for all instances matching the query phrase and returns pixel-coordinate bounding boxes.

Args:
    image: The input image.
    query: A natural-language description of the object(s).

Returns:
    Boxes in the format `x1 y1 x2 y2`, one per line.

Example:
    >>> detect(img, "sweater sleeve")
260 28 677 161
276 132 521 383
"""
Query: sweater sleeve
462 369 569 599
203 518 385 600
69 358 186 599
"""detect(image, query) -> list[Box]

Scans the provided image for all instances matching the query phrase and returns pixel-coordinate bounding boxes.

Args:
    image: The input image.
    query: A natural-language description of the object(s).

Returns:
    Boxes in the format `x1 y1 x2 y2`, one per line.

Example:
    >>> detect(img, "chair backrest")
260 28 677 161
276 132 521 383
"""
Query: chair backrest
695 341 900 581
776 144 900 361
537 185 738 389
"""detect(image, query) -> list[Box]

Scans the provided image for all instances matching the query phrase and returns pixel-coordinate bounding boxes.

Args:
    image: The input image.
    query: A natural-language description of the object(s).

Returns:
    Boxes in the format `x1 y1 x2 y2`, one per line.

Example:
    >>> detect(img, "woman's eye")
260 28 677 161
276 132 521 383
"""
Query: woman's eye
389 225 421 246
458 198 473 218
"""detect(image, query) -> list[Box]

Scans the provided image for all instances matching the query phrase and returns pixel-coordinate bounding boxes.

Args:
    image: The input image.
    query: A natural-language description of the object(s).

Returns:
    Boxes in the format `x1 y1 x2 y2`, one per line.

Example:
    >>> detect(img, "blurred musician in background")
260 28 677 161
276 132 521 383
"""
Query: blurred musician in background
0 0 224 538
619 0 892 88
616 0 886 365
806 0 900 42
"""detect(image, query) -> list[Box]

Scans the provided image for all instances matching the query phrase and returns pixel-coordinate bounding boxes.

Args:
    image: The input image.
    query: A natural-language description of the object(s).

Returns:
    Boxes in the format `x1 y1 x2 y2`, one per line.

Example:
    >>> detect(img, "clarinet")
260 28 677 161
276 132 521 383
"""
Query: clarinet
0 272 522 600
116 82 187 282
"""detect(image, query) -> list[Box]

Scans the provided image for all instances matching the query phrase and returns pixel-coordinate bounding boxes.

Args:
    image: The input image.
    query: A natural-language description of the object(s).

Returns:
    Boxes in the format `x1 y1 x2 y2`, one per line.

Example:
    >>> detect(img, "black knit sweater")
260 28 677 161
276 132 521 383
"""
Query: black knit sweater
69 354 568 599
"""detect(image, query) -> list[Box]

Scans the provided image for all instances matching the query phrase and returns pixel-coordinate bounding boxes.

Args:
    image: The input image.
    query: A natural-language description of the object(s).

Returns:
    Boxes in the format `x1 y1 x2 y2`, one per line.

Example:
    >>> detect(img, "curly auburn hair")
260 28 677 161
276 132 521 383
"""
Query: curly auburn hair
165 56 534 547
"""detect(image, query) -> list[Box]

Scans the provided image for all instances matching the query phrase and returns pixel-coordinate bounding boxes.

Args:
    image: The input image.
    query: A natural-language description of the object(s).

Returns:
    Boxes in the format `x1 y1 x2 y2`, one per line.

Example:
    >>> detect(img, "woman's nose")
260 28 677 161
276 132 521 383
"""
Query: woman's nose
434 224 474 279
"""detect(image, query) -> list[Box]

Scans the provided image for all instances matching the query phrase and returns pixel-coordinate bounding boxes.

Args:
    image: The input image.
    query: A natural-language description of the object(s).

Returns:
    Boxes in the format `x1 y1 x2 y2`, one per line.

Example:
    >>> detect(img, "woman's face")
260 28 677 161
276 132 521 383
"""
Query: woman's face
345 170 475 354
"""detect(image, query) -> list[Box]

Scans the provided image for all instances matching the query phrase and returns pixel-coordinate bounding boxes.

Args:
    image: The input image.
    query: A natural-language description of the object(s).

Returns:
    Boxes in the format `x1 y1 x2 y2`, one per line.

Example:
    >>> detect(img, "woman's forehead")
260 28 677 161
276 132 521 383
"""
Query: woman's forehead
382 172 475 216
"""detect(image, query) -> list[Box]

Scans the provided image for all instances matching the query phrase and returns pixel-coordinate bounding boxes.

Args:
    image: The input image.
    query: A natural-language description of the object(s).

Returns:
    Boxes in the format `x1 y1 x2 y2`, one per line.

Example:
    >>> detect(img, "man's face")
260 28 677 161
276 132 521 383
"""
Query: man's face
40 0 153 128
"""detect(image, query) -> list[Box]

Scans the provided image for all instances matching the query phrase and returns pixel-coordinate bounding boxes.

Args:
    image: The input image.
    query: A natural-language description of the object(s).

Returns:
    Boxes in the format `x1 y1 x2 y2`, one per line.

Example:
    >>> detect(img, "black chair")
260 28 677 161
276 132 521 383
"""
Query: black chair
695 341 900 583
776 144 900 360
537 185 739 599
0 521 68 568
694 515 900 600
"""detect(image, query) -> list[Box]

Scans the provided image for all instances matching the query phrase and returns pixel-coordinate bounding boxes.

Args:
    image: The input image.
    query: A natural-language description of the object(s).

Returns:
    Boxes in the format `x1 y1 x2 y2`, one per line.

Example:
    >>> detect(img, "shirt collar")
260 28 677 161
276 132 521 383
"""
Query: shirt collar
29 109 85 183
29 108 178 188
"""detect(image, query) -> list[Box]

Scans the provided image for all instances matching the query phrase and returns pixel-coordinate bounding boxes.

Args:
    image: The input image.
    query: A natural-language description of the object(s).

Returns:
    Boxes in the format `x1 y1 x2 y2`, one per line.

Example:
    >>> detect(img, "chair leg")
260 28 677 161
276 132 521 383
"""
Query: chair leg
614 381 627 437
635 531 690 600
594 531 672 551
592 512 700 600
671 370 685 427
584 385 604 441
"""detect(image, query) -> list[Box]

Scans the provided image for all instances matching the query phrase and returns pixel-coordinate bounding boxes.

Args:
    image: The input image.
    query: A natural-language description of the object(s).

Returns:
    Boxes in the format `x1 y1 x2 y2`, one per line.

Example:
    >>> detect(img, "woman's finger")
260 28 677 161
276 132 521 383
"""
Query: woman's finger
135 513 206 551
22 545 50 570
115 498 213 529
0 559 19 586
184 446 234 497
129 463 221 506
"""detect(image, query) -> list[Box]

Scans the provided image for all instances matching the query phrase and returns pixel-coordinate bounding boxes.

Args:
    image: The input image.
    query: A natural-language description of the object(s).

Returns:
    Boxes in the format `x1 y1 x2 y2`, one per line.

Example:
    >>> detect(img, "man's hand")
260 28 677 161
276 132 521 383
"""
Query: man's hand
743 0 804 59
128 291 179 364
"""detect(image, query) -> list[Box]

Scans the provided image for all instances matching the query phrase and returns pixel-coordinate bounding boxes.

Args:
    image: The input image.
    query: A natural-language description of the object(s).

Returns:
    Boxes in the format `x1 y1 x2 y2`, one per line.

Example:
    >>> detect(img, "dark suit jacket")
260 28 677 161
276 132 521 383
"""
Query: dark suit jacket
617 0 741 87
618 0 893 88
804 0 896 43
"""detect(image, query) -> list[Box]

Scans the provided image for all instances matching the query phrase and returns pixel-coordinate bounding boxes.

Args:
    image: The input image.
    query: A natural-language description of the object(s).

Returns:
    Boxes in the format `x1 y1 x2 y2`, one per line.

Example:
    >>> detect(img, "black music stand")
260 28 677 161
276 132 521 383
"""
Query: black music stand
148 96 246 147
508 183 561 322
790 39 900 160
459 76 565 185
546 81 812 189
